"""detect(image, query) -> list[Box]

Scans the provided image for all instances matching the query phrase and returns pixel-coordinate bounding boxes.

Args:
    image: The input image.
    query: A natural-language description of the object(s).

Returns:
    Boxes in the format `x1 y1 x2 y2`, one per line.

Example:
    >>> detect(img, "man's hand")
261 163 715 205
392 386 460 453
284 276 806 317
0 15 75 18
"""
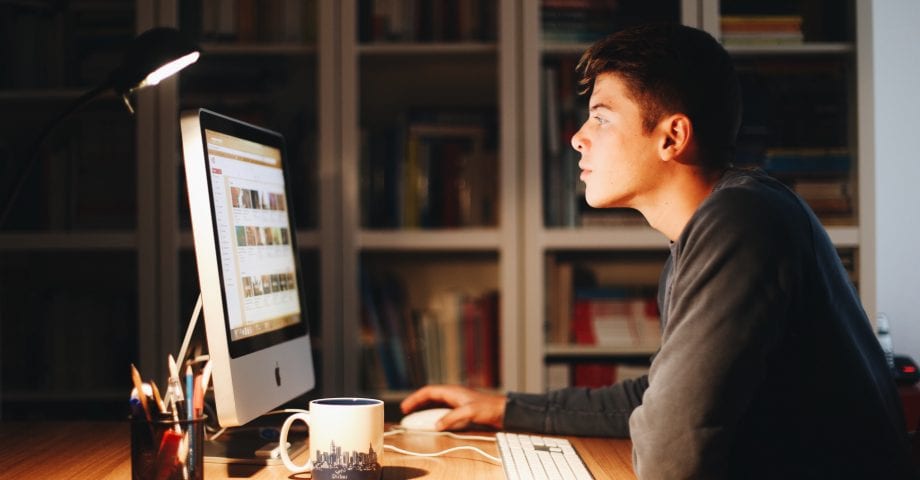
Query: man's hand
400 385 508 431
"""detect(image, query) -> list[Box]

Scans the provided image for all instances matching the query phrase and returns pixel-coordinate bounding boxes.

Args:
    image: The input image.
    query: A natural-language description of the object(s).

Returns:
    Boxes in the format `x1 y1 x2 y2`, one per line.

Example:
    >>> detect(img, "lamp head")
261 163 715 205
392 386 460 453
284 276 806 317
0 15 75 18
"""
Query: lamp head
108 27 200 97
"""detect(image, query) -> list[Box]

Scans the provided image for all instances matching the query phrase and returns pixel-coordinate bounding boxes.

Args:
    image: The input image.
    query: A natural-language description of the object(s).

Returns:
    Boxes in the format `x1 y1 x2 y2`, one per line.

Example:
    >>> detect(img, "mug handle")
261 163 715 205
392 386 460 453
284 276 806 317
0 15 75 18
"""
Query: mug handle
280 412 312 473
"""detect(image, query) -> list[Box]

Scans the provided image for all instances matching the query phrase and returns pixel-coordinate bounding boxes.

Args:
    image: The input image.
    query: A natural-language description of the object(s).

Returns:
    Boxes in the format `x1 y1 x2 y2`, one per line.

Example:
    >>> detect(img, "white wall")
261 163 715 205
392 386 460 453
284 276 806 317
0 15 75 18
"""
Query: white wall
871 0 920 363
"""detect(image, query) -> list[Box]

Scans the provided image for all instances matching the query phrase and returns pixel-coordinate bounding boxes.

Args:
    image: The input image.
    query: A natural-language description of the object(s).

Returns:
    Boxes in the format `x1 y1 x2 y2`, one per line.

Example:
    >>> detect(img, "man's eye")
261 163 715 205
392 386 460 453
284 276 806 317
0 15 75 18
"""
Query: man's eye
594 116 607 125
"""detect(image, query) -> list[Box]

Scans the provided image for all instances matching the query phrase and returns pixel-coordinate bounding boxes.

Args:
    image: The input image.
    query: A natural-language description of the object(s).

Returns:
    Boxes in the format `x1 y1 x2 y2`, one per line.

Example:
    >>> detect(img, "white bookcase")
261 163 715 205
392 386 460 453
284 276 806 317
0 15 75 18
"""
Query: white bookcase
521 0 865 392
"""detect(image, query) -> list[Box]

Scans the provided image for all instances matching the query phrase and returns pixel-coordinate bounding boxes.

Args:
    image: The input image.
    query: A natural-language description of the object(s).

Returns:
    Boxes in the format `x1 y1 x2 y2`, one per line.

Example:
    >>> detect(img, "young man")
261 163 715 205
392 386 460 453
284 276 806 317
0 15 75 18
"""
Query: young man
401 24 917 478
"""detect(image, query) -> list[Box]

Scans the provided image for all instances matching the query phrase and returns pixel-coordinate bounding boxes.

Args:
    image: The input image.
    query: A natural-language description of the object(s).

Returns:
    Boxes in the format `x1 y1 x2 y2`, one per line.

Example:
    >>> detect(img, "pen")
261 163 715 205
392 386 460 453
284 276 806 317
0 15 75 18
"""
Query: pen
167 354 185 415
185 364 194 421
186 364 196 477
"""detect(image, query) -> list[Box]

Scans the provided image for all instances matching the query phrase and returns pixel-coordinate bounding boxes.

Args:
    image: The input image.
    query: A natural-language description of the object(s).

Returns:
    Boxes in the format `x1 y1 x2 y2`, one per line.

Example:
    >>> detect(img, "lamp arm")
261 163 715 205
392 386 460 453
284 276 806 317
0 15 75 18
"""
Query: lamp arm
0 81 112 228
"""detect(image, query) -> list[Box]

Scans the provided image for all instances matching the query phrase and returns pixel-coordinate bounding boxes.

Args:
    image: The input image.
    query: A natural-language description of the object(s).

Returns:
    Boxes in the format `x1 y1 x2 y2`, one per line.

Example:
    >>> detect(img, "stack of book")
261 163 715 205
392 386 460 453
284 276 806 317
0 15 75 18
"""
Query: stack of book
361 109 498 229
720 15 804 46
542 0 617 44
792 178 852 216
569 289 658 388
180 0 317 43
358 0 497 43
542 58 584 227
360 271 500 391
544 257 663 389
762 148 851 176
541 0 678 45
570 288 659 349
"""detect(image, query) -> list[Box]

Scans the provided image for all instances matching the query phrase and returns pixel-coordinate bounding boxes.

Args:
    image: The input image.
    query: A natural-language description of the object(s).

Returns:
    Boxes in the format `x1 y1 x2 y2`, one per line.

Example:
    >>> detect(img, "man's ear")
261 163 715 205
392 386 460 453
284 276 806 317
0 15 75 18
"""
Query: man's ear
659 114 692 161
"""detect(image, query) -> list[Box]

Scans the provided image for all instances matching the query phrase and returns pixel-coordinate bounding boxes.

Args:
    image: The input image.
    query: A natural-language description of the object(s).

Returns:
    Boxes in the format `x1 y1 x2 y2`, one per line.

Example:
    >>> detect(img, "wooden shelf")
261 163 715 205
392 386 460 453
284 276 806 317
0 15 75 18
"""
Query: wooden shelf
725 42 854 56
356 228 502 251
199 42 317 56
0 232 136 251
357 42 497 55
540 227 669 250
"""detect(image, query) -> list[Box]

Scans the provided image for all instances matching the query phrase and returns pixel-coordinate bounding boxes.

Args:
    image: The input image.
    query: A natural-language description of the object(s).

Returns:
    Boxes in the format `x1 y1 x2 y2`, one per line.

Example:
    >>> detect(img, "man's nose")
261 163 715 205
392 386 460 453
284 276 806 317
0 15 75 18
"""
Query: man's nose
571 127 586 152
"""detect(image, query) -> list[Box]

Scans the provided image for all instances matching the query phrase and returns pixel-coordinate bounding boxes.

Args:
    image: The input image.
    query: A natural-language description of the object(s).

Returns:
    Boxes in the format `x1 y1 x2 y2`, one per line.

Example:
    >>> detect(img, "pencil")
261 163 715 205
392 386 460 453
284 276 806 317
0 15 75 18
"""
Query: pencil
193 372 204 419
150 380 166 414
200 360 213 394
130 363 152 422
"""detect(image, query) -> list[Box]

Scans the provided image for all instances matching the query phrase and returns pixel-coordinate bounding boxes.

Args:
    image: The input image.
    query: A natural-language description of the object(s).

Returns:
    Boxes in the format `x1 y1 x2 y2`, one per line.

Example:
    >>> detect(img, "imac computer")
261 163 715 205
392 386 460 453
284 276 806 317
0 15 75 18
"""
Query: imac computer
180 108 315 461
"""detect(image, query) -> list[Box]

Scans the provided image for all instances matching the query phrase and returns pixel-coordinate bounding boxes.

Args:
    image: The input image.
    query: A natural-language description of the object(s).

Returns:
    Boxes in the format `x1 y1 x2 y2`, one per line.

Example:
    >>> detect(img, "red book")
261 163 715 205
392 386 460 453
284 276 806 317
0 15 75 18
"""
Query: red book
573 363 616 388
572 299 596 344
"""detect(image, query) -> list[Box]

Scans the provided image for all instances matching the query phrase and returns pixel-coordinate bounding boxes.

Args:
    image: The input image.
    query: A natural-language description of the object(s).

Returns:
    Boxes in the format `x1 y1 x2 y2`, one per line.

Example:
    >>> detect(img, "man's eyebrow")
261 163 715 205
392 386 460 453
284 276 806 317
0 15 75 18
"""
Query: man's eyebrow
589 102 613 112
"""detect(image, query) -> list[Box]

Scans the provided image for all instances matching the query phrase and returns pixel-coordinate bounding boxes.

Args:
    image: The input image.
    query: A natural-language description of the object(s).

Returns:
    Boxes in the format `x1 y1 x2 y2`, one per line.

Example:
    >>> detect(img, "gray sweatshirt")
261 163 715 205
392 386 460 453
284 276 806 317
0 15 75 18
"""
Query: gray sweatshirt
503 169 915 479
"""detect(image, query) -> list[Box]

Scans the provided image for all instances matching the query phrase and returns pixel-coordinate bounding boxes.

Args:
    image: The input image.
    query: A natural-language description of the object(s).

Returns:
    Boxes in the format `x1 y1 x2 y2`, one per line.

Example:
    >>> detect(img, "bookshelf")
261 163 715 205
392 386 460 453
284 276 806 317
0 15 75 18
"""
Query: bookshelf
522 0 865 392
0 1 143 416
339 0 521 397
0 0 880 419
150 0 338 399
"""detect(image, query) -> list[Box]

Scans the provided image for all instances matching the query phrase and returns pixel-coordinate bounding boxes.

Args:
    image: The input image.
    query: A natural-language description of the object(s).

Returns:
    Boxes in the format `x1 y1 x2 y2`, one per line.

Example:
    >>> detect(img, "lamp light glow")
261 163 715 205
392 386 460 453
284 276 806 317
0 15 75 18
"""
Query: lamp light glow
109 27 201 112
142 51 201 89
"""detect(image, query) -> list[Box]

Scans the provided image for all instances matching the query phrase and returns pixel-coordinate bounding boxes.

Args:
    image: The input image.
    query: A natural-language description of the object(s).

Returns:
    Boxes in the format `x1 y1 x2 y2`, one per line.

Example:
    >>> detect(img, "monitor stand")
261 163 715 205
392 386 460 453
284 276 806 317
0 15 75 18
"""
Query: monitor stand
179 293 309 465
203 430 307 465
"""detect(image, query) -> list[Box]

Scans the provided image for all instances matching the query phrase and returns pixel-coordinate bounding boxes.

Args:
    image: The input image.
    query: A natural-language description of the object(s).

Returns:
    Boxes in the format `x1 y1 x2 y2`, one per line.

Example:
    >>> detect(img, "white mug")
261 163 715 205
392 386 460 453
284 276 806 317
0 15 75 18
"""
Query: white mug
279 397 384 479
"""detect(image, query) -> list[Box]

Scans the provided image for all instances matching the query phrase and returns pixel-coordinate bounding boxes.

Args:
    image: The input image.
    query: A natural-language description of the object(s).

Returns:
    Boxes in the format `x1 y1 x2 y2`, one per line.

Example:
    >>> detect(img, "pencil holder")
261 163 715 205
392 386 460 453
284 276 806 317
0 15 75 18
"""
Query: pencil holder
130 415 207 480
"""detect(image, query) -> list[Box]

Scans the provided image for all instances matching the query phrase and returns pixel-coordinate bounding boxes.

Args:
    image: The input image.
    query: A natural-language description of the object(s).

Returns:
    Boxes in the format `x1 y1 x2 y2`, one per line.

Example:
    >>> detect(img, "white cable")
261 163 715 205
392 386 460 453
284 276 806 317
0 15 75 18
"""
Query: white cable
383 444 502 464
385 427 496 442
267 408 309 415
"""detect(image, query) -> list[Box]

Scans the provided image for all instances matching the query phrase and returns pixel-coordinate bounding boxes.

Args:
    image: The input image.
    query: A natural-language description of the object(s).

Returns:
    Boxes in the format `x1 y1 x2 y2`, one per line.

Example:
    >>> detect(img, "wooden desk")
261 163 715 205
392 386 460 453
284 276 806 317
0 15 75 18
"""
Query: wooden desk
0 421 636 479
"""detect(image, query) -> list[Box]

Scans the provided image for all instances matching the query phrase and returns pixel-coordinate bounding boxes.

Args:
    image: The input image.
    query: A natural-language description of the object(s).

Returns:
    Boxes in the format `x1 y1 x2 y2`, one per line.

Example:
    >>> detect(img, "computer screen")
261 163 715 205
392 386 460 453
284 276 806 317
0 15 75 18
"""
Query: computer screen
180 108 315 429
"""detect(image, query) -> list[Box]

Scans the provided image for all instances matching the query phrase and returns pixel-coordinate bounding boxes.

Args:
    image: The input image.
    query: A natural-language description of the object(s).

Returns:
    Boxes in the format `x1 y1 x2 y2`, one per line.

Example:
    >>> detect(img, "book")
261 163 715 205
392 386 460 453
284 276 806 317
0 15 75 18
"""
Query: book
762 148 851 175
546 363 571 391
571 287 659 348
363 109 496 229
573 363 616 388
427 289 464 385
424 288 500 388
464 291 499 388
547 259 574 344
360 271 409 389
359 0 496 42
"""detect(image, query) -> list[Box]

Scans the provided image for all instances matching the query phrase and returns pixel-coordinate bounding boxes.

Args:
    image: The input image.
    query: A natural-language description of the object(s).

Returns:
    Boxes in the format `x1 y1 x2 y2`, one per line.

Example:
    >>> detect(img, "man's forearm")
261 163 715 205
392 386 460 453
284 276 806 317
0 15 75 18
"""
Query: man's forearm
503 377 648 437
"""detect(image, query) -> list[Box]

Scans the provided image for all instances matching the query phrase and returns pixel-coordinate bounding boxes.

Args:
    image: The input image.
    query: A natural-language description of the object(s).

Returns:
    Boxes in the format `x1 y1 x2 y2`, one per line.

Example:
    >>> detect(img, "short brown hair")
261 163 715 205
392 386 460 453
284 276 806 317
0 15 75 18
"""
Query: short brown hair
577 24 742 171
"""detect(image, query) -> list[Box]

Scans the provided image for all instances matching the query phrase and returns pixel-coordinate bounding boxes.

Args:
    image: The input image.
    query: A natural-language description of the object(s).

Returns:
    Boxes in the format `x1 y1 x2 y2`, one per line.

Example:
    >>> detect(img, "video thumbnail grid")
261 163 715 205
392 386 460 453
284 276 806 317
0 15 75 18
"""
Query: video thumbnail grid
235 226 291 247
231 186 287 212
241 272 296 298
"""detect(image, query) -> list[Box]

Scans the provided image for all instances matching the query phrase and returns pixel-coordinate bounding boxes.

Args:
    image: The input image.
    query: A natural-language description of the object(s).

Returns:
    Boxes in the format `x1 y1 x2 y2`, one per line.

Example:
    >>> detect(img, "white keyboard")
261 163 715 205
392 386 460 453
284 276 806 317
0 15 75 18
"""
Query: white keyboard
496 432 595 480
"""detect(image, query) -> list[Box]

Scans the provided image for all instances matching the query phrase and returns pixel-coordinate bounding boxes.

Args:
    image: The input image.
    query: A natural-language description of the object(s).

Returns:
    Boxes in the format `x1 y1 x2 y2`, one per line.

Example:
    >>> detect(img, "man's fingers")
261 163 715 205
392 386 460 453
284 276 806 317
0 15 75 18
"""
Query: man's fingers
400 385 459 413
400 386 431 413
437 404 474 431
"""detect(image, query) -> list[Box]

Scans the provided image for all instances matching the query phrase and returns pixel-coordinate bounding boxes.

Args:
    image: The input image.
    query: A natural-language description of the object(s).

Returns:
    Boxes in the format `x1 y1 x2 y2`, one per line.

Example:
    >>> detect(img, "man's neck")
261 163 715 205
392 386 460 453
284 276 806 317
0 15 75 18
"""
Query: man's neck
638 168 723 242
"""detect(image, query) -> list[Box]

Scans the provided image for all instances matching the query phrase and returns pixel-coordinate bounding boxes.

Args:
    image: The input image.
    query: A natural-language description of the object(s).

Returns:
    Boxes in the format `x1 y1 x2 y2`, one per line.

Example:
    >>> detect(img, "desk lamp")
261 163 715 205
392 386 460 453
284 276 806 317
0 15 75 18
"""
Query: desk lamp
0 26 201 227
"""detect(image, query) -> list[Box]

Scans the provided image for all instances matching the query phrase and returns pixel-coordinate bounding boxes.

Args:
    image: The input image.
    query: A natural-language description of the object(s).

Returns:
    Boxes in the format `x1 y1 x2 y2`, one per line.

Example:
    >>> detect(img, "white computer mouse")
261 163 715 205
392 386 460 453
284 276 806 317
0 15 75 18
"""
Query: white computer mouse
399 407 452 431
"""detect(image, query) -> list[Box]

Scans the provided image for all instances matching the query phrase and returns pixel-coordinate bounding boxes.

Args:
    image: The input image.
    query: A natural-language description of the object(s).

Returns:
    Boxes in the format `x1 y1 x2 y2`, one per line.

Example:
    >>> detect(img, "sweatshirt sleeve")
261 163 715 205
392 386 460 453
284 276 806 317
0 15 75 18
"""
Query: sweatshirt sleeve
628 187 801 479
503 375 648 437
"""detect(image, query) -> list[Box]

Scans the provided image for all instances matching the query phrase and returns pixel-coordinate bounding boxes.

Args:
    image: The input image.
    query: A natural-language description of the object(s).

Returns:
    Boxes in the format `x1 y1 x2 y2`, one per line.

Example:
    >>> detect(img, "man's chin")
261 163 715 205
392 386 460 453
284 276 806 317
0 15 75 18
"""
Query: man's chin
584 195 621 210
